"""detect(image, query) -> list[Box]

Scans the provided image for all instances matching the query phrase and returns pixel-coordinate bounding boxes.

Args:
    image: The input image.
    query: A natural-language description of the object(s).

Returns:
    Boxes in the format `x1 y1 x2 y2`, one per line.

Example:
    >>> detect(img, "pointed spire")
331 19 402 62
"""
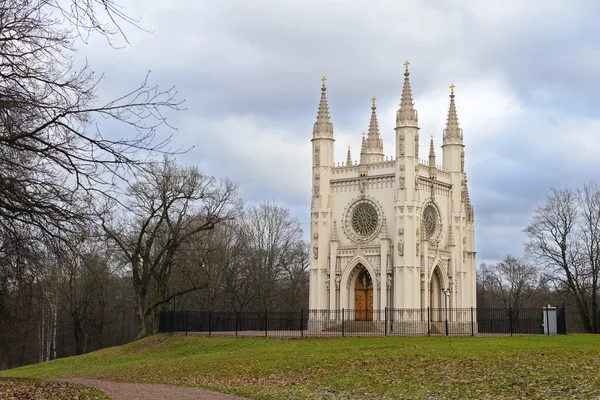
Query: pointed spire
360 132 367 164
397 61 418 124
367 97 381 140
443 83 463 141
428 134 436 170
359 97 384 164
313 76 333 138
346 145 352 166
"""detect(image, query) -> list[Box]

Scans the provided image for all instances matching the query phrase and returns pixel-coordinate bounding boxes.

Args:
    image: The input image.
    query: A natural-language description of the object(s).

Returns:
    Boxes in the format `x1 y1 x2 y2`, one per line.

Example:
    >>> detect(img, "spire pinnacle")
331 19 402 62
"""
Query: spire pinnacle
346 145 352 166
429 135 436 169
367 97 381 140
397 61 418 123
443 83 463 141
313 77 333 138
359 97 384 164
429 135 435 157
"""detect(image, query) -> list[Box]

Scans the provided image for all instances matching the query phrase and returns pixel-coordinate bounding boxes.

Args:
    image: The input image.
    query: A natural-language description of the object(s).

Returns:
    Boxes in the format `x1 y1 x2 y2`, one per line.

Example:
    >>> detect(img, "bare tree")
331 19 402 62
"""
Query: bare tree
278 241 309 311
485 255 539 309
102 157 239 338
577 182 600 332
525 185 599 333
0 0 182 242
240 202 305 312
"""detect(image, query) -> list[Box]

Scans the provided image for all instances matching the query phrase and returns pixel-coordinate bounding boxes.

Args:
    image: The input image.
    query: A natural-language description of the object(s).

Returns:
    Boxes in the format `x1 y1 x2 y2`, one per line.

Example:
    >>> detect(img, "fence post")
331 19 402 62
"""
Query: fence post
471 307 474 337
186 311 189 336
384 307 388 336
235 312 238 337
546 306 550 336
563 302 568 335
208 311 212 337
265 311 268 337
300 309 304 337
342 308 345 337
427 307 430 336
445 309 449 336
509 307 513 336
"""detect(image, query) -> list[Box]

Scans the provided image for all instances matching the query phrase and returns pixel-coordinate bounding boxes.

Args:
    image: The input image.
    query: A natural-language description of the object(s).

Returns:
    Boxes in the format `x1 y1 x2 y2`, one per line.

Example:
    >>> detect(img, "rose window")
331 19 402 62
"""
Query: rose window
352 203 379 237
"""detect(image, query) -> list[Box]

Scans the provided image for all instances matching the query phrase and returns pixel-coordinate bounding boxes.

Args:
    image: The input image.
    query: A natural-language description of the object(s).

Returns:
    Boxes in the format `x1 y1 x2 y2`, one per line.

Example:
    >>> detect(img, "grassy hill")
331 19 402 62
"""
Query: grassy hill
1 334 599 399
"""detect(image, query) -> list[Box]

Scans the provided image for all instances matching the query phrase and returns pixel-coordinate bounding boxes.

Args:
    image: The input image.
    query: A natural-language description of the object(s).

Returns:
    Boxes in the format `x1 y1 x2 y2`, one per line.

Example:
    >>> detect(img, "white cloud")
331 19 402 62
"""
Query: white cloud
535 118 600 165
177 114 311 206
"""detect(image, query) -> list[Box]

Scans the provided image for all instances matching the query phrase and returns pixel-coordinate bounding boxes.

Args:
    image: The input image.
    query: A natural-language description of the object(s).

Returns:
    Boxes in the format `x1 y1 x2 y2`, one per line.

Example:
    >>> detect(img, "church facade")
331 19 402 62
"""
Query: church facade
308 64 476 324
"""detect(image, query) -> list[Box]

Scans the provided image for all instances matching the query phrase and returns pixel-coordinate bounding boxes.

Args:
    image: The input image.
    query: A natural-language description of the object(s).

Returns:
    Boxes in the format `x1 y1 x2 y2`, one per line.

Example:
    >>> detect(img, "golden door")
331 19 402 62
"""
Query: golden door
354 269 373 321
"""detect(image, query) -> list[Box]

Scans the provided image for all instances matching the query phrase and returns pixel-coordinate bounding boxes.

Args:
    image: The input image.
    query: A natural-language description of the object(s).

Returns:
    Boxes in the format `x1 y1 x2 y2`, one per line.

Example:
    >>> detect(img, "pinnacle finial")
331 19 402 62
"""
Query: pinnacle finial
429 134 436 169
397 61 417 123
443 83 462 141
371 96 376 109
346 145 352 166
313 77 333 138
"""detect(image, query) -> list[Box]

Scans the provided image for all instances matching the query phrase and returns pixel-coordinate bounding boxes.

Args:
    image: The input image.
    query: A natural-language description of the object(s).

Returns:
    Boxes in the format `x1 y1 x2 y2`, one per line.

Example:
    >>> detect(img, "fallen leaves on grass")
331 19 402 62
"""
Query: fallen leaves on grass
0 378 108 400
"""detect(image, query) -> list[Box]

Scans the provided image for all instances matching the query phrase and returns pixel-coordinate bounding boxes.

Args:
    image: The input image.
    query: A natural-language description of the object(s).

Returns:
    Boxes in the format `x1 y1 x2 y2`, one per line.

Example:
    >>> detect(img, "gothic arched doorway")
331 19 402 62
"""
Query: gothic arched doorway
430 267 443 321
354 267 373 321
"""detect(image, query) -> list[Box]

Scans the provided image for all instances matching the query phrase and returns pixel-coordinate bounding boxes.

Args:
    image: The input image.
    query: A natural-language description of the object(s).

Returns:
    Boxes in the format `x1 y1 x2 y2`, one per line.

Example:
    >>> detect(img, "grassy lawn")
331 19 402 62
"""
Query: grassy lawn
1 334 599 399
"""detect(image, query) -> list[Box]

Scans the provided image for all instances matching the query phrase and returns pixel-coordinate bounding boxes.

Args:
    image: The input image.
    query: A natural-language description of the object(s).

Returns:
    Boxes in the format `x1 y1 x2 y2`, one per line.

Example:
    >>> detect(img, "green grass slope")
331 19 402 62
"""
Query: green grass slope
1 334 599 399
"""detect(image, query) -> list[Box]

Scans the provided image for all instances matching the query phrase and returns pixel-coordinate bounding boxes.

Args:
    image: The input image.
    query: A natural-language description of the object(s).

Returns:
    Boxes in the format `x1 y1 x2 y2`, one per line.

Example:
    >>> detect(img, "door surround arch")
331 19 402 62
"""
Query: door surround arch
340 256 378 311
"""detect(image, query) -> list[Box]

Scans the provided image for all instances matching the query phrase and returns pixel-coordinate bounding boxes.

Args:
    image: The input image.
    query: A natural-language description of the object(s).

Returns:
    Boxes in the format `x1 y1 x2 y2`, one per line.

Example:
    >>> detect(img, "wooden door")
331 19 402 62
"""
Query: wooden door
354 269 373 321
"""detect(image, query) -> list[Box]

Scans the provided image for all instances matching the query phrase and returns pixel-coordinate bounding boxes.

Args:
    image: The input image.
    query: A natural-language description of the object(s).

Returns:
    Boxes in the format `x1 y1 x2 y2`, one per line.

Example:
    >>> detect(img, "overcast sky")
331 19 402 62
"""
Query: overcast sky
82 0 600 265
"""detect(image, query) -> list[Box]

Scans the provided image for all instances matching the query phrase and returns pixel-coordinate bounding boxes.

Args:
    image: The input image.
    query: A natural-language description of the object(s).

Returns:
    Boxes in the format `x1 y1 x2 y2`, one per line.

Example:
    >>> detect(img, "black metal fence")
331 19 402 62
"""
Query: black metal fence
159 305 567 337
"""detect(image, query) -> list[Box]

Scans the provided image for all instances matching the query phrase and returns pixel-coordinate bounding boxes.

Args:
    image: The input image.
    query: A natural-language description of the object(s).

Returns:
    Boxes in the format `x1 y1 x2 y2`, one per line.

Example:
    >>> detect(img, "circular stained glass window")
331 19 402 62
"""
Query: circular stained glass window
352 203 378 237
423 205 437 237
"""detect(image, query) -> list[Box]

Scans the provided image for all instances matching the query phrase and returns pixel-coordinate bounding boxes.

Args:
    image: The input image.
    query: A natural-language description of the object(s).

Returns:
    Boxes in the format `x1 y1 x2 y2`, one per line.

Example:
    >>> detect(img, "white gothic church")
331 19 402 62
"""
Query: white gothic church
308 63 476 321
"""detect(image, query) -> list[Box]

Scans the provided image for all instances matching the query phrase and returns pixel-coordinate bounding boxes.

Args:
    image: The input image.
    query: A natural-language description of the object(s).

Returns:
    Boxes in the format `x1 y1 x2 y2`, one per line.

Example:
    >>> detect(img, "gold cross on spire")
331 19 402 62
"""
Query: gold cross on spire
404 60 410 72
362 131 366 137
449 83 455 94
321 76 327 87
348 145 351 150
371 96 376 107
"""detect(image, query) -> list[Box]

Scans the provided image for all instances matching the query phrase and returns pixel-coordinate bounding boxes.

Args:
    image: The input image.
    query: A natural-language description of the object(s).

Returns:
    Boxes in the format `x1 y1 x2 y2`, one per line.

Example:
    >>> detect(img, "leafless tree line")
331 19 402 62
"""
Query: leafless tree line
0 158 309 368
478 182 600 333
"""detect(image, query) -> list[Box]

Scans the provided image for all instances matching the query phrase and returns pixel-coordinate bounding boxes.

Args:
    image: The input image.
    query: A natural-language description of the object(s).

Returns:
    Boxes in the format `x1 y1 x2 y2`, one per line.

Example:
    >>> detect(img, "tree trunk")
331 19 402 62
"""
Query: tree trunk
73 319 84 355
135 290 148 340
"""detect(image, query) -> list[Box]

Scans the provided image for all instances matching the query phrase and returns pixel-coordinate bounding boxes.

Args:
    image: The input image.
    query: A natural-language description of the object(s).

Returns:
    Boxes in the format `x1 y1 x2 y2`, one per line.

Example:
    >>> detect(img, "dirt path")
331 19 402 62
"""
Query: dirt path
61 378 249 400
